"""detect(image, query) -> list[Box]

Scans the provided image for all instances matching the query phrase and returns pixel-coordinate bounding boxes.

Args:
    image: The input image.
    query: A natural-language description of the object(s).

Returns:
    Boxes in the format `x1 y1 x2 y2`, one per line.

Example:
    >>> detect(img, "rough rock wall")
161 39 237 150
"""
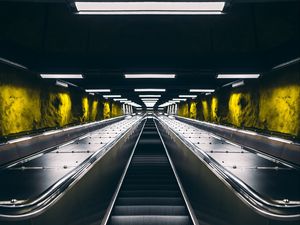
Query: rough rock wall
177 63 300 138
0 64 123 137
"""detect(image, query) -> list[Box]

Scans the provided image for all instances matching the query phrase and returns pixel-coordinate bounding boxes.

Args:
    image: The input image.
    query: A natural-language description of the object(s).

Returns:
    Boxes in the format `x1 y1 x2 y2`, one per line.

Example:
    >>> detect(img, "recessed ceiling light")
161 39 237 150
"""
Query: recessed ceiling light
141 98 159 101
173 98 187 101
113 98 128 101
74 2 226 15
85 89 111 92
103 95 121 98
190 89 215 92
139 95 161 97
273 57 300 70
0 57 27 70
125 74 175 78
217 74 260 79
56 80 68 88
135 89 166 92
41 74 83 79
179 95 197 98
232 80 244 88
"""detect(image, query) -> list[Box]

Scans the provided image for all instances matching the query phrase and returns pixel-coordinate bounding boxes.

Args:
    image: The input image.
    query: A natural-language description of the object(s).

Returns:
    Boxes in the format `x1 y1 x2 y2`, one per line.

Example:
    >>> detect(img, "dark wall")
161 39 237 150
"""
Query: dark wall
0 63 123 137
178 63 300 138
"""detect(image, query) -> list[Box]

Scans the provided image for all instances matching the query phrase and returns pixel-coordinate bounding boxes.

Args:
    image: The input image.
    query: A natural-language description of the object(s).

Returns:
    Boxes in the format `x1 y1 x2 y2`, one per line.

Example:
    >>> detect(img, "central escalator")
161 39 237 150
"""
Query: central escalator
107 118 194 225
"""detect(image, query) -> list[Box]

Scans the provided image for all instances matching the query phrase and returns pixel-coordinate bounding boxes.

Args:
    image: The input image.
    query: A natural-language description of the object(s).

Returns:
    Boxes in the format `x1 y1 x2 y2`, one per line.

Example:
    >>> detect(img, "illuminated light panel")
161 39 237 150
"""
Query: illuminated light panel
141 98 159 101
103 95 121 98
113 98 128 101
75 2 226 15
40 74 83 79
85 89 111 92
125 74 175 78
190 89 215 92
179 95 197 98
56 80 68 88
217 74 260 79
172 98 186 101
139 95 161 97
273 57 300 70
0 57 27 70
135 89 166 92
232 80 244 88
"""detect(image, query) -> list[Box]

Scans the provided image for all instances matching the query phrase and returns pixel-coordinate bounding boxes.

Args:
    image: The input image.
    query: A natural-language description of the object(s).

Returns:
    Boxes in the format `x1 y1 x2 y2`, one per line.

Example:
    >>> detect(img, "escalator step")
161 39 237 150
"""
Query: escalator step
116 197 184 205
119 190 181 197
112 205 188 215
109 215 191 225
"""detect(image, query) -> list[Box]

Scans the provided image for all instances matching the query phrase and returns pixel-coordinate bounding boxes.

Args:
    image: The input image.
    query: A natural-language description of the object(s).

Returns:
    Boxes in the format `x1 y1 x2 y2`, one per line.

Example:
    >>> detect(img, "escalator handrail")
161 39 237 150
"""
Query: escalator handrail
0 117 143 220
157 116 300 220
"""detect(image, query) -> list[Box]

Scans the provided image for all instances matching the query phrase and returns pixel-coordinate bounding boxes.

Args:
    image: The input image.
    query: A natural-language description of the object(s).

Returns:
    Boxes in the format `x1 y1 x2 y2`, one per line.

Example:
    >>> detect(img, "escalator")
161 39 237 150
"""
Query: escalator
106 118 195 225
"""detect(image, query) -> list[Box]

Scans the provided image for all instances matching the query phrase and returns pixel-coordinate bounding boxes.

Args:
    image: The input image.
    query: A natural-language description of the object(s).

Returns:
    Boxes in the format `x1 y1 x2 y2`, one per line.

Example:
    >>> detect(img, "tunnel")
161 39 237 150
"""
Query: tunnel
0 0 299 225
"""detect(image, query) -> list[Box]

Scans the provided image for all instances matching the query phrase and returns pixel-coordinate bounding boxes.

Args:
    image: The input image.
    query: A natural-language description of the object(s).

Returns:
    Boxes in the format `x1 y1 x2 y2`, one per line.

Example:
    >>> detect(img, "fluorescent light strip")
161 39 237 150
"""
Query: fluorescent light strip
125 74 175 79
40 74 83 79
113 98 128 101
172 98 186 101
75 2 226 15
78 11 223 15
232 80 244 88
0 57 28 70
139 95 161 98
56 80 68 88
103 95 121 98
135 89 166 92
273 57 300 70
179 95 197 98
85 89 111 92
190 89 215 92
217 74 260 79
141 98 159 101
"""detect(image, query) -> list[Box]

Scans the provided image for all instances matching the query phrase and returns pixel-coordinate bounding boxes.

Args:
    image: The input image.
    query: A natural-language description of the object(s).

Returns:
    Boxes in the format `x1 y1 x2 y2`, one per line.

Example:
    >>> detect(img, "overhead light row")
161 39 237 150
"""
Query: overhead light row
125 74 175 79
74 1 226 15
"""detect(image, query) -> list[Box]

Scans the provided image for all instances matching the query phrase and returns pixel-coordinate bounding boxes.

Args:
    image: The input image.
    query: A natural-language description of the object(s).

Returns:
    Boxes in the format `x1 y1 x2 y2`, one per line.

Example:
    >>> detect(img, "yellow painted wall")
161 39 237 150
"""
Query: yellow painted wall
42 92 72 127
90 100 98 122
103 102 111 119
177 63 300 137
178 103 189 117
210 97 219 123
0 84 41 135
111 102 123 118
189 102 197 119
201 100 210 121
0 63 122 137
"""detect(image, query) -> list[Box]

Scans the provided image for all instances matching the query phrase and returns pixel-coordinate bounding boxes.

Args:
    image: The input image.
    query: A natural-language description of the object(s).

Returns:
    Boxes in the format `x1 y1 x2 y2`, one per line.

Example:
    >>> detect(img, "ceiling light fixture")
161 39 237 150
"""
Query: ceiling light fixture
217 74 260 79
135 89 166 92
179 95 197 98
85 89 111 92
141 98 159 101
56 80 68 88
40 74 83 79
172 98 186 101
190 89 215 92
232 80 244 88
113 98 128 101
272 57 300 70
0 57 28 70
74 1 226 15
103 95 121 98
125 74 175 78
139 95 161 97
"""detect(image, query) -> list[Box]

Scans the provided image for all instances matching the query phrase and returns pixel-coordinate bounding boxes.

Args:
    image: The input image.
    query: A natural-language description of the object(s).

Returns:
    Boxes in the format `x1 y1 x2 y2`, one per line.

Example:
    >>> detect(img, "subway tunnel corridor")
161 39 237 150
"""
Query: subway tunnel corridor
0 0 299 225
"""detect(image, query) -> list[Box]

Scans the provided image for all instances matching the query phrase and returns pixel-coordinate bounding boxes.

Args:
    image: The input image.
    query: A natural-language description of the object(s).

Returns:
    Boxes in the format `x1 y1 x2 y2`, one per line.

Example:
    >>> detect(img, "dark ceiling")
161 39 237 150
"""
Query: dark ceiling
0 0 299 106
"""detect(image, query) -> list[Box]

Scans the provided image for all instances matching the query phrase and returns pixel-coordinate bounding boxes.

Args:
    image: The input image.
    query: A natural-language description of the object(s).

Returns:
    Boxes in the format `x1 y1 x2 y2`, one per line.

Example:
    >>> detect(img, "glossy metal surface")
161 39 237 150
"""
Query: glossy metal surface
158 116 300 222
0 116 142 220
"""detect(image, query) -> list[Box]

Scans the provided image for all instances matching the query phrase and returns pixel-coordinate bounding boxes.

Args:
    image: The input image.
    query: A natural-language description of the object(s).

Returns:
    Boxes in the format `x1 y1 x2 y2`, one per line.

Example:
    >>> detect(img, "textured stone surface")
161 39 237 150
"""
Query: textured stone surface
0 64 123 137
178 63 300 137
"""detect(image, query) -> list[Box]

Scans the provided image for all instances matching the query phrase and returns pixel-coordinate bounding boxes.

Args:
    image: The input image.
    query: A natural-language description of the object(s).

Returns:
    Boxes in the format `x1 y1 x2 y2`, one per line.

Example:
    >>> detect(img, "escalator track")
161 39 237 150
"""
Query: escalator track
105 118 196 225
